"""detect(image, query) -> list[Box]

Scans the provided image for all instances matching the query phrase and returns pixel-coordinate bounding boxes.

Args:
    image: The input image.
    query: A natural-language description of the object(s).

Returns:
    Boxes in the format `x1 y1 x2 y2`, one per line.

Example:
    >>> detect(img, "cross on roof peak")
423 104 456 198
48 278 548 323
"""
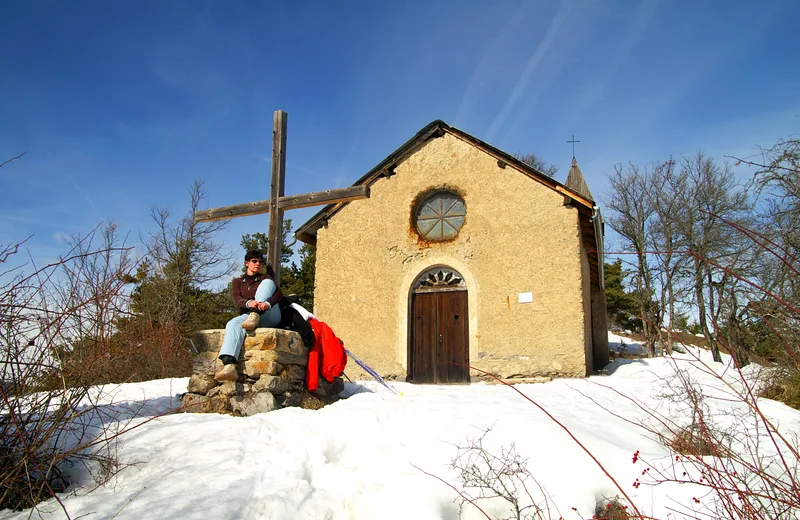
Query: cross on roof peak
567 134 580 160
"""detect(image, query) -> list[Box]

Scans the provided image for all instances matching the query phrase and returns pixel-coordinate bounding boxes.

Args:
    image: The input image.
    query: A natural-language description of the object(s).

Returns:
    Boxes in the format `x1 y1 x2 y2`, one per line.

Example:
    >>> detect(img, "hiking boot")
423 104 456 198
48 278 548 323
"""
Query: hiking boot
214 364 238 382
241 311 260 331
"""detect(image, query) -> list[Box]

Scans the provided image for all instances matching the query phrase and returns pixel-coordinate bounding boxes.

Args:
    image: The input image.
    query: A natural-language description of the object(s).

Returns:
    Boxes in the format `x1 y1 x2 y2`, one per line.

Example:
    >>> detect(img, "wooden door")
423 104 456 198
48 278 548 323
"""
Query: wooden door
410 290 469 383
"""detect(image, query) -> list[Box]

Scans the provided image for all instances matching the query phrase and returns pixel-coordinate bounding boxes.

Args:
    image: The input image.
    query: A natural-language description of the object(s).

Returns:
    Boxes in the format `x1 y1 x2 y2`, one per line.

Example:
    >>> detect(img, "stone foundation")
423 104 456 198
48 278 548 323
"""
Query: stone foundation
181 328 344 416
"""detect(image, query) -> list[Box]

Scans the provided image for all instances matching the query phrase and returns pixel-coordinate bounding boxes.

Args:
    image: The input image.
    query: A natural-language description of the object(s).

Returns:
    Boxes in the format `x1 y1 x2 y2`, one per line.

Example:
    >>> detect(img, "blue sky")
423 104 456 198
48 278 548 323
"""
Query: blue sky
1 1 798 273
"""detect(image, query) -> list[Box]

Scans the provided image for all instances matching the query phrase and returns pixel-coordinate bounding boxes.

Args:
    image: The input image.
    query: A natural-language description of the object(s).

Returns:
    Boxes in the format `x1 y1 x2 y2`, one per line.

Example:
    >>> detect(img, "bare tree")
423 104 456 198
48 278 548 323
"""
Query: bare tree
647 158 691 353
512 152 559 177
604 162 660 355
737 138 800 298
731 138 800 368
139 179 234 332
674 153 751 363
51 223 134 363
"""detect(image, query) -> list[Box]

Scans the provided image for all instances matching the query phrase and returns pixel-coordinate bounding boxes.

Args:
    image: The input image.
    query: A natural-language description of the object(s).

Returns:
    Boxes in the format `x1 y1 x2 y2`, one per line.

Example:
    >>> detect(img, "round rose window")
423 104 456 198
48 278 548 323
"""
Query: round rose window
414 191 466 241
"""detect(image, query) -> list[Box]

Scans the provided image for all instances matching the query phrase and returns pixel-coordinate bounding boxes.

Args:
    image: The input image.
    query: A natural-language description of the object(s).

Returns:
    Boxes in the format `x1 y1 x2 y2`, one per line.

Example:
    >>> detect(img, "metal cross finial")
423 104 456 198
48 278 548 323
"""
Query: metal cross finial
567 134 580 159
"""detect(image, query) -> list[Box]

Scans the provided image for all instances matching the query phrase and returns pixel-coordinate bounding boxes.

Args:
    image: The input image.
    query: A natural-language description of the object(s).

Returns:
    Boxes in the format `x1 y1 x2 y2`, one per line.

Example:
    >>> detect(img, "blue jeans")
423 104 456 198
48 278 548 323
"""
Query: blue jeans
219 279 281 360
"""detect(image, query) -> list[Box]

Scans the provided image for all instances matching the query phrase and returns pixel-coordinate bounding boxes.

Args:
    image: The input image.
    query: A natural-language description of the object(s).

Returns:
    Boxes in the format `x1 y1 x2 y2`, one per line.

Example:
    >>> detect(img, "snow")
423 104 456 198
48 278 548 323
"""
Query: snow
607 331 648 356
3 333 799 520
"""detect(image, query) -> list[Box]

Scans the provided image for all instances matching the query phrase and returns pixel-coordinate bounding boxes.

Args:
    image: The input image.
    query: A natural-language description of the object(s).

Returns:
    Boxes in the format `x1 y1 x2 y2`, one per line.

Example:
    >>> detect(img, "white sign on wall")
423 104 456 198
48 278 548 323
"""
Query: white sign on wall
518 292 533 304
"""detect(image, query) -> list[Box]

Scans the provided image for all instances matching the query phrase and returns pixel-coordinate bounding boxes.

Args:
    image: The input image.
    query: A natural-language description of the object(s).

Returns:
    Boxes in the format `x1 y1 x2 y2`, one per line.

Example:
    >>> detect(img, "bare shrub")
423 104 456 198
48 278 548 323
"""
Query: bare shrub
0 229 137 510
620 355 800 519
413 428 570 520
667 425 723 458
594 498 631 520
448 429 554 520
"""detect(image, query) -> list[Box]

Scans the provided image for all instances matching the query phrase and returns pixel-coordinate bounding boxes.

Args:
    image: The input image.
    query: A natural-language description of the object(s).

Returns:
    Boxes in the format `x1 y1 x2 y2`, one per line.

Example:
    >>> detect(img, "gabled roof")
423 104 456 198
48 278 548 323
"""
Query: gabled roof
295 120 603 284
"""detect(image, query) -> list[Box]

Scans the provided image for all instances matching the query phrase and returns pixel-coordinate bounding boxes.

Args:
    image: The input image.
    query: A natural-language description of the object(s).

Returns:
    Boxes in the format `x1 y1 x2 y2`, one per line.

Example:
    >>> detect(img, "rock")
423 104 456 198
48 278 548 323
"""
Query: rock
243 359 283 378
207 381 245 399
183 327 342 416
245 349 308 367
181 393 207 411
187 373 216 395
181 393 229 414
230 391 277 416
189 330 224 353
277 331 308 356
330 377 345 395
276 391 303 408
190 327 307 355
298 392 327 410
252 374 292 394
313 377 344 397
243 328 307 356
242 328 278 350
192 352 220 376
496 376 551 385
279 364 306 381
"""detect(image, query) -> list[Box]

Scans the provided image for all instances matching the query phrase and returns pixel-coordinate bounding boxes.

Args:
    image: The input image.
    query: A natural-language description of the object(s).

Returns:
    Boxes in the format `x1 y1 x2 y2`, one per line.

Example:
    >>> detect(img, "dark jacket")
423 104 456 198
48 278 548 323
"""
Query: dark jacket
231 273 283 314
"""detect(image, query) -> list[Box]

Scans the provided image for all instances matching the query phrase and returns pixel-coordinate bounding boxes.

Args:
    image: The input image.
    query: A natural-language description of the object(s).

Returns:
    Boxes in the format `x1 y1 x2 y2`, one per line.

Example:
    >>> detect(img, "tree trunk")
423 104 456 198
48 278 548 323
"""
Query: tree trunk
665 275 675 355
694 258 722 362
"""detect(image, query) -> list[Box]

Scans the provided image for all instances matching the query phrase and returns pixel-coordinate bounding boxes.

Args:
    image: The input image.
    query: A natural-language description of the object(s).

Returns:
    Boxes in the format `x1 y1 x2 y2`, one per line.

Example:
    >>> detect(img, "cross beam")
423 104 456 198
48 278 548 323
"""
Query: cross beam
193 185 370 223
194 110 370 285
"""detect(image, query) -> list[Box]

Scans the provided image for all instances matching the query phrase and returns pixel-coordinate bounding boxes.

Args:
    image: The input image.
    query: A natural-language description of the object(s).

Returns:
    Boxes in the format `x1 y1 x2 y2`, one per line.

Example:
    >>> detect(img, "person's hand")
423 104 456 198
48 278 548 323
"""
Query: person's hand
257 302 271 312
248 300 258 309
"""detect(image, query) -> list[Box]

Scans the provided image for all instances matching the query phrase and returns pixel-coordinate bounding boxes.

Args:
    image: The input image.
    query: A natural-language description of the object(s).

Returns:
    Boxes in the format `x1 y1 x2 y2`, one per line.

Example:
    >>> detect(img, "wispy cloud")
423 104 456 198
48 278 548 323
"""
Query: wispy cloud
454 3 529 128
609 4 781 147
66 173 104 223
287 161 327 180
485 1 574 142
0 214 41 225
561 0 660 128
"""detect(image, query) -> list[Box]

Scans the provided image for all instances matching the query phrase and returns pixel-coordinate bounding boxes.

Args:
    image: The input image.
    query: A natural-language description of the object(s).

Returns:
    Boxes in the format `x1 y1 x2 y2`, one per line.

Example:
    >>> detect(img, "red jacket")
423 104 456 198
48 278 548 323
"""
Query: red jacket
306 318 348 392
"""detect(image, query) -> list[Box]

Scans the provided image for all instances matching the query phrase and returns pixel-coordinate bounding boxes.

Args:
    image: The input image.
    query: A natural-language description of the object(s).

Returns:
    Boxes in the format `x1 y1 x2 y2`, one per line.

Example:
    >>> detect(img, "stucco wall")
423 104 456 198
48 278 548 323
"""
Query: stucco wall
314 133 588 380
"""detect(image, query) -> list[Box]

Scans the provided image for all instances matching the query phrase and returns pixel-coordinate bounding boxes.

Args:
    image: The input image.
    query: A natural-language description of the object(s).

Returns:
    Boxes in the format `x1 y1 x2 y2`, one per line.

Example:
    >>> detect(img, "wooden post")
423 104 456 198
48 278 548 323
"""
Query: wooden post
268 110 287 285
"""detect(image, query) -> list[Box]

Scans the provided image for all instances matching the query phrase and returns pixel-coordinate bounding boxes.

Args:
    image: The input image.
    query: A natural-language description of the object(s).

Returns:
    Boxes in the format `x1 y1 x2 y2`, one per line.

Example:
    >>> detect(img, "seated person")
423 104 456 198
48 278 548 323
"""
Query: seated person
215 250 282 382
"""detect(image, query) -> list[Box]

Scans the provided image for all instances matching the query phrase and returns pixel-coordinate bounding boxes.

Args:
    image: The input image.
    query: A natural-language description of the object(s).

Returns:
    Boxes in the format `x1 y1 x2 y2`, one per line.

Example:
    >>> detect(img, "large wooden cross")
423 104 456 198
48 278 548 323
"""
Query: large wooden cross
194 110 370 285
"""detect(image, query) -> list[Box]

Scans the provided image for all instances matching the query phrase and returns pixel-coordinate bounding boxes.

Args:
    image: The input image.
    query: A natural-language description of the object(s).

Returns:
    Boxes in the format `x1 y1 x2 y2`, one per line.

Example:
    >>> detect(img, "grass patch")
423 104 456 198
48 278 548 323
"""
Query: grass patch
760 372 800 410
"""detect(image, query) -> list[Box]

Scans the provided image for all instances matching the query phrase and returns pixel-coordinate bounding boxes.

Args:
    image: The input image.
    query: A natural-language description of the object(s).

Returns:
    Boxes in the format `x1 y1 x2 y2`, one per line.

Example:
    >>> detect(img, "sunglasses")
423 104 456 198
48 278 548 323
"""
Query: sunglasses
248 259 263 264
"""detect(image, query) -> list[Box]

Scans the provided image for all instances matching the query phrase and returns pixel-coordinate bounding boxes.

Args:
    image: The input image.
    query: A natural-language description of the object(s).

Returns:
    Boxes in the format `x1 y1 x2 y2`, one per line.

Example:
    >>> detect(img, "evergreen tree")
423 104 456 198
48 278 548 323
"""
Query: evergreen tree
604 259 640 331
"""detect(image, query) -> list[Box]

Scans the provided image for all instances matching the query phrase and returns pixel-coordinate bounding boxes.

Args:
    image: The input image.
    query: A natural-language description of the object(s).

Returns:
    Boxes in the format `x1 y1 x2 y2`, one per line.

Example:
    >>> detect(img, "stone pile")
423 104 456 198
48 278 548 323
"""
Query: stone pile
181 327 344 416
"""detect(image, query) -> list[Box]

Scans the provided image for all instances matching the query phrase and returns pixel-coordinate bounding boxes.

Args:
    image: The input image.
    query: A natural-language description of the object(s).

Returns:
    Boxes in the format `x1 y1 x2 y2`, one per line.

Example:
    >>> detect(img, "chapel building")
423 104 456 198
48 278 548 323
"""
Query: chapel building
296 120 608 383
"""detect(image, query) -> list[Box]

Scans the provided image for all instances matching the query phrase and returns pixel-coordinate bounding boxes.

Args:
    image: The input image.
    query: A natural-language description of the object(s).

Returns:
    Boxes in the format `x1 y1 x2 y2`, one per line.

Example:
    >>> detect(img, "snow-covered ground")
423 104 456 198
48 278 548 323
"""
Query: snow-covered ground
2 333 798 520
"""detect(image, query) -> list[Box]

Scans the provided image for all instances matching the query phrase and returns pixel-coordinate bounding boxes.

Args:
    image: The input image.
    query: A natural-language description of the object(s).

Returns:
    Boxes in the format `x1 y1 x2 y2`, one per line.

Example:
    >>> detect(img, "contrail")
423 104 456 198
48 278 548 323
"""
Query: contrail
67 173 105 222
486 1 573 142
454 3 528 127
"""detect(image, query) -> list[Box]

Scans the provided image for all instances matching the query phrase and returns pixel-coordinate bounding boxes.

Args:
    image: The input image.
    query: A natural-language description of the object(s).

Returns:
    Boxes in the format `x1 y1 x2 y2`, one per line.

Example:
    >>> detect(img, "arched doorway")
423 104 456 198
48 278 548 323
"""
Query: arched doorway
408 266 469 384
